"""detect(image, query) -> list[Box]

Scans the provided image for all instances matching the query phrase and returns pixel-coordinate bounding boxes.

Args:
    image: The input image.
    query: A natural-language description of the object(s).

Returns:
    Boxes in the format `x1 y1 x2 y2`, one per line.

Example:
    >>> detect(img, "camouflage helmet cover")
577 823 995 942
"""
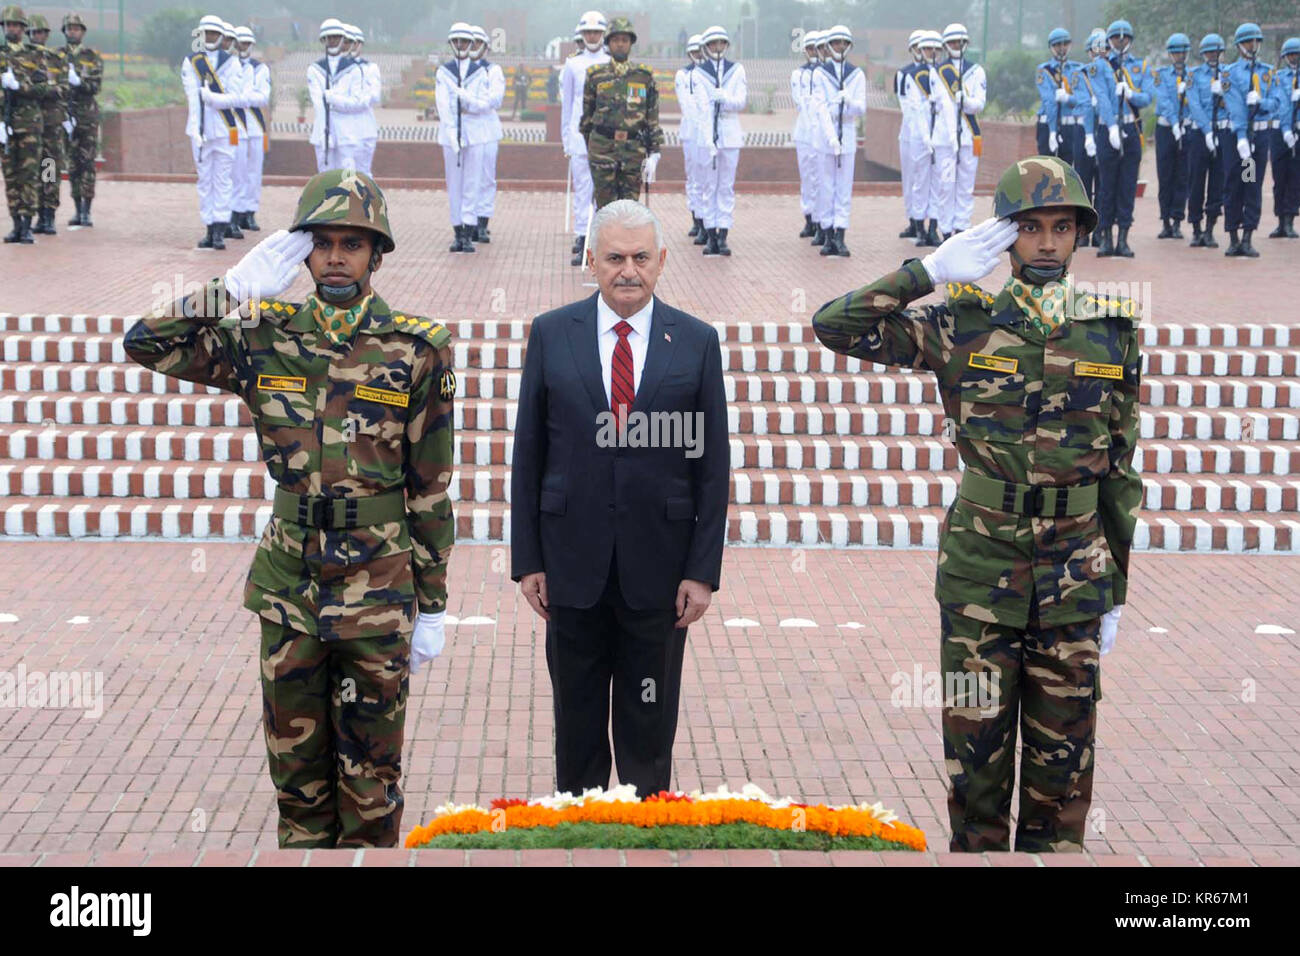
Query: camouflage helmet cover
291 169 395 253
993 155 1098 235
62 12 85 31
26 11 47 31
605 16 636 43
1 5 27 26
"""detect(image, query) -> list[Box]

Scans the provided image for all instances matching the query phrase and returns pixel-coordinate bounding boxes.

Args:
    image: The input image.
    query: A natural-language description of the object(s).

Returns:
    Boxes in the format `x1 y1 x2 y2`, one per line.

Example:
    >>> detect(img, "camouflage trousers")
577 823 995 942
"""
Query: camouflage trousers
1 127 42 217
588 145 647 211
259 619 410 848
66 111 97 201
38 116 65 209
940 605 1101 853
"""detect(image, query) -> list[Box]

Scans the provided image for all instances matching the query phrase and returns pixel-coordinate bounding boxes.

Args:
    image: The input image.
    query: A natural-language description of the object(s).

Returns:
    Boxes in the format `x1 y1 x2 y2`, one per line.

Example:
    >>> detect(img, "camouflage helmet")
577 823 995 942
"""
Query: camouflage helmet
290 169 395 253
1 6 27 26
605 16 636 43
993 155 1098 235
62 12 85 32
26 12 47 32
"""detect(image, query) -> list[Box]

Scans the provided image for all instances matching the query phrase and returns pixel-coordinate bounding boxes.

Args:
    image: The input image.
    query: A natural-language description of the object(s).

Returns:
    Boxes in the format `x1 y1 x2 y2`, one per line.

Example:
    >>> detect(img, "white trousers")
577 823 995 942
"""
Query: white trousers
900 135 932 220
569 151 593 236
699 147 739 229
236 135 265 212
356 139 377 177
949 141 978 231
315 142 364 173
816 150 854 229
681 141 700 216
192 139 236 225
231 126 248 211
445 143 485 226
927 143 956 228
796 142 820 217
476 140 499 219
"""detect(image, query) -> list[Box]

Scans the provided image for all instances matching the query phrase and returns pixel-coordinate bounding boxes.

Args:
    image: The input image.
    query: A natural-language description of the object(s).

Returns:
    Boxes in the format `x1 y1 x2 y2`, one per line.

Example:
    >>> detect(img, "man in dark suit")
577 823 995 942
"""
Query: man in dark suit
511 199 730 797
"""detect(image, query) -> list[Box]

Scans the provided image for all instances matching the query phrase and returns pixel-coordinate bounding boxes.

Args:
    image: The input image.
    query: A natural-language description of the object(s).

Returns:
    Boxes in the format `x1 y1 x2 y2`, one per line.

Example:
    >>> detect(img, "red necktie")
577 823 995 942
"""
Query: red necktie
610 320 635 421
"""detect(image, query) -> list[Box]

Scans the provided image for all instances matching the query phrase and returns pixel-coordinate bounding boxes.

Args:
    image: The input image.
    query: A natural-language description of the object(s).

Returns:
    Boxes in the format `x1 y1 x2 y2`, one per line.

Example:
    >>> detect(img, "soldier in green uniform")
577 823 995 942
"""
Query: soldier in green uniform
1 5 47 244
25 14 67 235
813 156 1143 852
580 16 662 212
59 13 100 227
124 169 457 848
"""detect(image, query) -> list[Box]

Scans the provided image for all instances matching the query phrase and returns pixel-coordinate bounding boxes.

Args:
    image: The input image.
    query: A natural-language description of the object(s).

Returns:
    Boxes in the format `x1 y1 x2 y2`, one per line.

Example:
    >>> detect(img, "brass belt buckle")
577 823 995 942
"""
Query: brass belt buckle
614 130 628 141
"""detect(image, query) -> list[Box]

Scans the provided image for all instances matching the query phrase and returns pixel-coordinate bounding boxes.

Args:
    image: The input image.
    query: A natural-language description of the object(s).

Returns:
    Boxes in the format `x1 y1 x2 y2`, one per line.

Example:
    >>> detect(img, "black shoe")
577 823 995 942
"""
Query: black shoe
799 214 816 238
1286 217 1299 239
79 198 93 227
16 214 34 243
67 199 83 227
941 231 952 242
1157 217 1174 238
197 223 214 248
3 215 22 243
1269 219 1287 238
898 218 918 239
819 227 839 256
460 224 476 253
703 228 720 256
1224 229 1242 256
243 211 260 231
917 221 940 247
1203 216 1219 247
569 234 585 266
450 225 463 253
1115 226 1134 257
1189 222 1203 246
32 208 55 234
693 221 709 245
811 225 826 247
211 222 225 250
714 227 732 256
834 227 850 257
688 216 701 238
475 216 491 243
226 218 244 239
1239 229 1259 257
1171 219 1184 239
570 234 583 254
1096 226 1115 256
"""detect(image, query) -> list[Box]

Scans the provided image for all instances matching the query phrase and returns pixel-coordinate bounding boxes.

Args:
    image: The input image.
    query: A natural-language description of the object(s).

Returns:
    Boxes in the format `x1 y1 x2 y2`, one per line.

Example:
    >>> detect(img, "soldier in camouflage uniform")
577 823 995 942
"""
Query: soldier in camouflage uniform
24 14 66 235
59 13 100 227
124 169 457 849
813 156 1143 852
580 16 662 213
1 5 47 244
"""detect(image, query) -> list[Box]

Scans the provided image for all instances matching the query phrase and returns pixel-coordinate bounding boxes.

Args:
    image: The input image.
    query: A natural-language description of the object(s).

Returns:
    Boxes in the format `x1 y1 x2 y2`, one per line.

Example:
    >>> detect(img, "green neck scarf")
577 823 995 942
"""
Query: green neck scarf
305 292 371 346
1003 274 1073 336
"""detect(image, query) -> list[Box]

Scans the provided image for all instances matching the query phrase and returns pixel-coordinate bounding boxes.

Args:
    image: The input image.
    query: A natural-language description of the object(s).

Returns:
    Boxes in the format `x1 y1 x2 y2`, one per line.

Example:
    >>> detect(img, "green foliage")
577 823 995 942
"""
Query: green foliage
138 8 204 65
101 62 187 109
413 821 921 851
985 48 1043 118
1101 0 1299 56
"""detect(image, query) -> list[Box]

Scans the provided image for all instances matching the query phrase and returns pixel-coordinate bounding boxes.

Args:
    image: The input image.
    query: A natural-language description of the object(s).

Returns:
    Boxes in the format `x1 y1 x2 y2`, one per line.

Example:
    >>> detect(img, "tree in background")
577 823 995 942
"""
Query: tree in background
138 8 204 63
1102 0 1298 57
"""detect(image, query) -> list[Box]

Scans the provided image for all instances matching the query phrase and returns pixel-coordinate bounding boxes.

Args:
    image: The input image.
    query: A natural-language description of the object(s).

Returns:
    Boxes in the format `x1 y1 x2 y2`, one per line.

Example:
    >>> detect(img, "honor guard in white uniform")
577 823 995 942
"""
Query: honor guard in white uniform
896 30 926 238
469 25 504 243
792 30 822 239
562 10 609 265
906 31 945 246
810 24 866 256
233 26 269 233
343 24 380 176
215 22 247 240
937 23 985 235
693 24 747 256
308 18 360 172
676 34 707 240
182 14 239 250
436 22 491 253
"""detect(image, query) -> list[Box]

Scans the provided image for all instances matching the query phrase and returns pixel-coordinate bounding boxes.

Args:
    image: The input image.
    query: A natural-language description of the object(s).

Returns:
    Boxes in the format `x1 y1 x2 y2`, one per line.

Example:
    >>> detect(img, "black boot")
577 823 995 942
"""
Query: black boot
79 197 93 227
243 210 260 231
916 220 940 247
693 221 709 245
941 231 952 242
1269 218 1287 238
32 208 55 235
834 227 850 257
570 234 583 254
569 233 585 266
460 224 477 253
703 227 720 255
1171 219 1184 239
3 215 22 243
1286 216 1299 239
1189 221 1204 246
819 227 839 256
67 198 83 227
898 218 918 239
714 227 732 256
226 217 244 239
450 225 463 252
197 222 213 248
16 214 34 243
1224 229 1242 256
811 224 826 246
688 216 700 238
475 216 491 243
1096 226 1115 256
1239 228 1259 257
1115 226 1134 257
1202 215 1219 247
799 213 815 238
1157 217 1174 238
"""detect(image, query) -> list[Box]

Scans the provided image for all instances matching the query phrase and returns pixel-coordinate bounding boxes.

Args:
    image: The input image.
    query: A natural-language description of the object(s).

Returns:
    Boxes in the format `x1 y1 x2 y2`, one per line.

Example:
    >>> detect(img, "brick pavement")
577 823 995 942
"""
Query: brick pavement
0 541 1295 864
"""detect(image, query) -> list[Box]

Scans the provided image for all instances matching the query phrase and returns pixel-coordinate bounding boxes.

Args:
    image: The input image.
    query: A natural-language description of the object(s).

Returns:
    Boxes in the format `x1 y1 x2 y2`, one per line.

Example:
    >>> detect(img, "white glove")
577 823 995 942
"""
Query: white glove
920 216 1018 285
707 142 718 161
1205 131 1217 152
410 610 446 675
0 123 7 146
1090 94 1098 107
641 151 660 183
1285 130 1298 150
1108 124 1121 150
449 136 461 154
190 131 204 152
199 86 213 103
1048 130 1059 152
61 118 73 136
1210 78 1222 95
1237 136 1252 161
68 62 81 86
1054 87 1070 103
1171 121 1182 142
834 140 844 156
707 85 724 102
1084 132 1096 157
1 68 18 91
1115 80 1130 98
1176 79 1185 95
1292 87 1300 103
1099 606 1121 656
1245 89 1260 106
223 229 315 302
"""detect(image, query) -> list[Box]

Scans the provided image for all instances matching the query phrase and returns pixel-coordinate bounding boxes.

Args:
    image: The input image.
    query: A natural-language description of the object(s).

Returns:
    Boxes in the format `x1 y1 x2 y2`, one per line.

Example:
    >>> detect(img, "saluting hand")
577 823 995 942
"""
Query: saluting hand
920 216 1018 286
223 228 315 304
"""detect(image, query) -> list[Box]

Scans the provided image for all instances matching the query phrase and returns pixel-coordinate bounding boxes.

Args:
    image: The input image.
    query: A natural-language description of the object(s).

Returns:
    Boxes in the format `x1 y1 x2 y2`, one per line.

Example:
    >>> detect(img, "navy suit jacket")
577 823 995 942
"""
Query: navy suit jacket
510 291 730 610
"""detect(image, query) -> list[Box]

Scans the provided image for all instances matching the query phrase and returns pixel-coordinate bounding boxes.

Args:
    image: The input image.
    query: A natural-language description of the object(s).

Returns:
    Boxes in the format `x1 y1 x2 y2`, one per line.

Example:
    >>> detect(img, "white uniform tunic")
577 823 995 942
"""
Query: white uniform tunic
691 57 747 230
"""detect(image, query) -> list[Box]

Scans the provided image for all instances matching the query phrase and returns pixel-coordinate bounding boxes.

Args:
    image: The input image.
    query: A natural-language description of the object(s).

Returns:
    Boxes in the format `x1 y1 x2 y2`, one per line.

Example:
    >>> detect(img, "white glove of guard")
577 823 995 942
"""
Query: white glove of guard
1172 121 1182 142
1210 78 1222 95
190 131 204 152
1176 79 1185 95
707 142 718 160
1285 130 1298 150
707 85 724 102
1237 136 1252 161
61 118 73 136
1084 133 1096 157
1245 90 1260 106
450 136 461 154
1090 94 1098 107
920 216 1018 286
410 610 446 675
1099 606 1121 656
1292 87 1300 103
1115 80 1130 98
1205 130 1217 152
223 229 315 303
834 140 844 156
1108 124 1121 150
1054 87 1070 103
68 62 81 86
1048 130 1059 152
641 151 660 183
1 68 18 91
0 123 7 146
199 86 213 102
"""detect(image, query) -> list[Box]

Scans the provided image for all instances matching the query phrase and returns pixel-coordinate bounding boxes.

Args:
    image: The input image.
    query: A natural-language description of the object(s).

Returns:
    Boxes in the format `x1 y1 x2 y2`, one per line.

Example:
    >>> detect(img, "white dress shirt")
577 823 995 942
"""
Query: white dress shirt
596 293 653 406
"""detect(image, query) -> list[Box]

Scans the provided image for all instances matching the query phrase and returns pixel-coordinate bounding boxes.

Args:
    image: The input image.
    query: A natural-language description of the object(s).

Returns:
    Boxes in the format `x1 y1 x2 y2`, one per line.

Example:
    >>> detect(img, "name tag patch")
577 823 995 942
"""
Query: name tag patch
354 384 410 408
1075 361 1123 380
968 352 1019 374
257 374 306 392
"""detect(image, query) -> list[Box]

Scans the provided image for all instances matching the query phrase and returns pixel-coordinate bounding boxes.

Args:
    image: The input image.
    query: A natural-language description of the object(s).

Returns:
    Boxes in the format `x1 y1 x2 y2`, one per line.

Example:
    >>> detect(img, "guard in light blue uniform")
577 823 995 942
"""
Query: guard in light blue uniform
1222 22 1274 257
1153 33 1193 238
1036 29 1090 169
1267 37 1299 239
1186 33 1230 247
1072 29 1107 246
1092 19 1154 257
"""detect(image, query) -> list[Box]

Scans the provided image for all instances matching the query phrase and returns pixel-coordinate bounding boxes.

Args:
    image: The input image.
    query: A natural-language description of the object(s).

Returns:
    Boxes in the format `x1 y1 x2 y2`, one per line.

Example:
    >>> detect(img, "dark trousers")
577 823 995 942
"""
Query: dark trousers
1049 123 1081 168
1076 128 1100 210
1154 124 1190 221
1273 128 1300 217
1095 121 1141 228
1035 118 1049 155
545 553 689 797
1224 128 1268 231
1187 128 1229 223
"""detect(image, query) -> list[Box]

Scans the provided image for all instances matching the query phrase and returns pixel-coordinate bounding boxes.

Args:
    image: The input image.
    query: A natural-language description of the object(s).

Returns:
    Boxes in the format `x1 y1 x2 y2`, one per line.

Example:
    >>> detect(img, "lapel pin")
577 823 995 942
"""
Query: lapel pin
664 332 671 342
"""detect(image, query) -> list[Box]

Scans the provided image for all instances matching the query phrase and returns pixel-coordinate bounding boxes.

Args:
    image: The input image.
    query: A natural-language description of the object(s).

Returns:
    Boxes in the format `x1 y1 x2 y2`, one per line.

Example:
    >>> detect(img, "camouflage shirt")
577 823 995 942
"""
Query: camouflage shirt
580 59 663 155
32 43 69 121
0 39 49 130
124 281 456 640
812 259 1143 628
58 44 101 121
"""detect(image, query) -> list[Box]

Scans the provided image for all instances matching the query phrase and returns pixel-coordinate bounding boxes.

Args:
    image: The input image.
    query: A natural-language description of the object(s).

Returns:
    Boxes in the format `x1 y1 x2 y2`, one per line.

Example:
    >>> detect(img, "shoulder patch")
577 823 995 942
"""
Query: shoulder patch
1153 71 1161 86
254 298 300 321
945 281 995 308
1089 64 1096 76
392 312 452 347
1079 293 1142 323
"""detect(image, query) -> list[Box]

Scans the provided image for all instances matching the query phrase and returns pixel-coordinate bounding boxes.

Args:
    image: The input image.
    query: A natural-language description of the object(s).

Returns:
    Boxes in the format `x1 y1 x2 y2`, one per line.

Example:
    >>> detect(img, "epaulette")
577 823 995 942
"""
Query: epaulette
945 281 995 308
255 298 300 322
392 312 452 347
1079 293 1141 323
